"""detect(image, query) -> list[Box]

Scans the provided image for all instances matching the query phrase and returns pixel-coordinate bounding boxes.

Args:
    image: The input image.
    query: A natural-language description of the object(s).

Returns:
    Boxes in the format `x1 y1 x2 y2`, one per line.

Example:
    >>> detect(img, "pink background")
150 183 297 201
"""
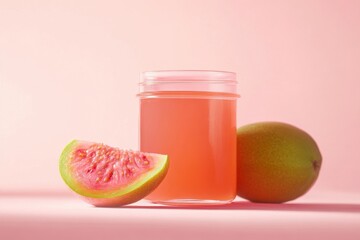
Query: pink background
1 0 359 196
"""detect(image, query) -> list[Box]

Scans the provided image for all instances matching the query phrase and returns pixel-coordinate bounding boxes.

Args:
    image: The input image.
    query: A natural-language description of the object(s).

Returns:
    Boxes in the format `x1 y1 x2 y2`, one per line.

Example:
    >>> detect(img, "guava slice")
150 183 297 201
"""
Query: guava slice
59 140 168 207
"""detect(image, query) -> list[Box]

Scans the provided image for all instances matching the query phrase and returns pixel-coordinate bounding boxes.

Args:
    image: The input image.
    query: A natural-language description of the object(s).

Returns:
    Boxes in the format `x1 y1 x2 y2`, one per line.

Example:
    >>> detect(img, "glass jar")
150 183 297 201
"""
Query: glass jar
138 70 239 205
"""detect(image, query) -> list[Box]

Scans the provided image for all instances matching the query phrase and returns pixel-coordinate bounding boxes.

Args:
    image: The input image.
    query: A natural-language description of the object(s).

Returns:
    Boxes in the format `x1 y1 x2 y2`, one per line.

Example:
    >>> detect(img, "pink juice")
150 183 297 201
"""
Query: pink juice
138 71 239 205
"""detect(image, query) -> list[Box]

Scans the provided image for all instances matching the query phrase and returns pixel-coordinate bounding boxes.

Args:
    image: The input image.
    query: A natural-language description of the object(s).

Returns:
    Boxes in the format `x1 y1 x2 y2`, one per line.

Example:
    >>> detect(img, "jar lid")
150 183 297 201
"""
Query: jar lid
139 70 239 96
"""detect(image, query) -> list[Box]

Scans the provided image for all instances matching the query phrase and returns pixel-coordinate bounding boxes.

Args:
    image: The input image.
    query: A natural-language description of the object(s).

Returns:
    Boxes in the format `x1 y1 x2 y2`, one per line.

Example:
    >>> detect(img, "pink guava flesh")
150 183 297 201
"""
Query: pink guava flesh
59 140 168 207
71 143 154 190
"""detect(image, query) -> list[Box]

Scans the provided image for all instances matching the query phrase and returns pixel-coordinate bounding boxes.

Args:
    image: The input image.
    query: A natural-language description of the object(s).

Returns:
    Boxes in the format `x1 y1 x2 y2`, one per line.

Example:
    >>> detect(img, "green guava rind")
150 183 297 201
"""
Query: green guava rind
59 140 169 206
236 122 322 203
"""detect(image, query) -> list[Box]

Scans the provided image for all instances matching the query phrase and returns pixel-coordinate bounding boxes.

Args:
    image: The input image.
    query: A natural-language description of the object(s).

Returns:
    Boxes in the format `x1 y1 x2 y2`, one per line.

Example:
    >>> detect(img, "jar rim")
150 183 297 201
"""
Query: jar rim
141 70 236 82
139 70 239 96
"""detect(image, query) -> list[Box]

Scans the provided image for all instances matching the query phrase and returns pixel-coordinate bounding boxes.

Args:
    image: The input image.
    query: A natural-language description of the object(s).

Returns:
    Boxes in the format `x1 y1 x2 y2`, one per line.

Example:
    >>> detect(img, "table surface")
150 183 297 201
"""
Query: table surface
1 191 360 240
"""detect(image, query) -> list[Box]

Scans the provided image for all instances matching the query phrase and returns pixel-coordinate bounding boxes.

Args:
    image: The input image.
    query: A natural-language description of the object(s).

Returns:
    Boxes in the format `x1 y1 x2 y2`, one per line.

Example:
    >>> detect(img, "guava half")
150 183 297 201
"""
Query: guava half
59 140 169 207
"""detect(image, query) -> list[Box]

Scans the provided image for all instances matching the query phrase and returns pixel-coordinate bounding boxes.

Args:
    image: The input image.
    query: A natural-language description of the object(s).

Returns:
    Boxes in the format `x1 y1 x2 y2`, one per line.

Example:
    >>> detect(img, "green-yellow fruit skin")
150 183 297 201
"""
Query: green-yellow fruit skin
236 122 322 203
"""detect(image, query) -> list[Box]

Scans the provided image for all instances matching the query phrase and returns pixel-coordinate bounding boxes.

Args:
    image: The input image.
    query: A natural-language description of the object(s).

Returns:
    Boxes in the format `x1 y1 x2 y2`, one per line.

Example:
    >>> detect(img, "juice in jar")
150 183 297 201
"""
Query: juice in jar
138 71 239 205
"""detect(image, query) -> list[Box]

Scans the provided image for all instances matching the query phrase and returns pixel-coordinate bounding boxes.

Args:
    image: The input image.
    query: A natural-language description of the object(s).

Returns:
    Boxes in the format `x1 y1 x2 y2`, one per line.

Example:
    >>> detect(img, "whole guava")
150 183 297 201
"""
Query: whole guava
236 122 322 203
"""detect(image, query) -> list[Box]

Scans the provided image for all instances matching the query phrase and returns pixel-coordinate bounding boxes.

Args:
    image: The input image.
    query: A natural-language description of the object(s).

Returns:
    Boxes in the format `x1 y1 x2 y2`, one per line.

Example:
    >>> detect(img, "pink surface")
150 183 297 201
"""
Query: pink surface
1 192 360 239
0 0 360 238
